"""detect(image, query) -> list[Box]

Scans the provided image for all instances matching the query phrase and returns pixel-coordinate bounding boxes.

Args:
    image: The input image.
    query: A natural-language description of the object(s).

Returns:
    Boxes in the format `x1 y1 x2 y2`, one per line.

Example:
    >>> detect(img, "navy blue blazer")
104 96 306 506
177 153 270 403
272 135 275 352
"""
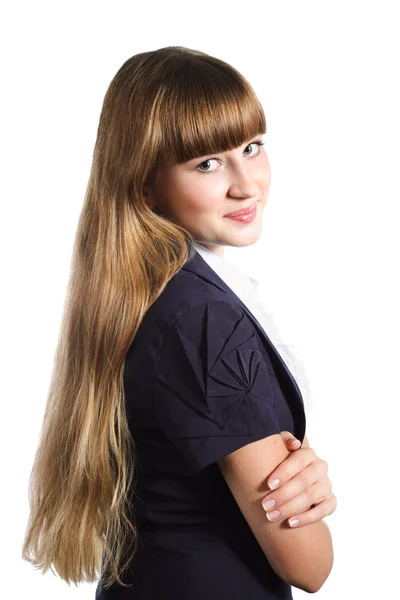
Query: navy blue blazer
96 248 307 600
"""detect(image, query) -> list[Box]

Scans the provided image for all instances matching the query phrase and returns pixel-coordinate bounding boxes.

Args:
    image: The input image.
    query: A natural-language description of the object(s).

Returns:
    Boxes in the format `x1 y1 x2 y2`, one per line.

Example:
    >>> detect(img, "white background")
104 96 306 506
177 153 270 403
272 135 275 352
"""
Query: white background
2 1 399 598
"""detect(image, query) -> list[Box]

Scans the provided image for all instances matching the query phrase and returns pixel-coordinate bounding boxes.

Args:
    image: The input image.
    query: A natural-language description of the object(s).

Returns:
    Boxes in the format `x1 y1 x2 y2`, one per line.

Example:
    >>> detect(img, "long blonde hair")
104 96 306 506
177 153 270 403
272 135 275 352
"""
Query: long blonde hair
21 45 267 590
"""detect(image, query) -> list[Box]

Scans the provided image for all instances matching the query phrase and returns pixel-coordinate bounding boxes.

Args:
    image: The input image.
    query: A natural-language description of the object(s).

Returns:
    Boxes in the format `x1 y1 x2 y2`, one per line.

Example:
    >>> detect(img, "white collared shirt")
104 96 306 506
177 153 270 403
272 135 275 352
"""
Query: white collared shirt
193 241 312 414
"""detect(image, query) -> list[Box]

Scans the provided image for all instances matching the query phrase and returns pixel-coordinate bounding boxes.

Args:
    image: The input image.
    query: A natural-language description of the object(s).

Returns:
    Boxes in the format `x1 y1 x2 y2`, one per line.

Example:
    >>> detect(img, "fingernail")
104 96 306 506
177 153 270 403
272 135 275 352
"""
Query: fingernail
262 498 276 511
268 478 280 490
289 439 300 446
266 510 281 521
289 518 300 527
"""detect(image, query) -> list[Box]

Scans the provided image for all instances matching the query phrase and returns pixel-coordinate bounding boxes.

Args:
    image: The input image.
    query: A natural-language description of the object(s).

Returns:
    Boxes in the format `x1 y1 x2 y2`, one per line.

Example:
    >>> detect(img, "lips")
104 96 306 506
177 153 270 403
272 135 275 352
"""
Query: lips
225 201 257 217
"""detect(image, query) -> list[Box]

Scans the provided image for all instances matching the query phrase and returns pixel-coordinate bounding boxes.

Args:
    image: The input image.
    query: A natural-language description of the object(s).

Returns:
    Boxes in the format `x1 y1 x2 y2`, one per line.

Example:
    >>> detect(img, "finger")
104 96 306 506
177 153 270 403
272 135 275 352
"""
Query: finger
262 462 324 512
267 447 316 490
263 481 328 522
263 465 332 517
286 493 337 528
286 439 301 450
280 431 301 449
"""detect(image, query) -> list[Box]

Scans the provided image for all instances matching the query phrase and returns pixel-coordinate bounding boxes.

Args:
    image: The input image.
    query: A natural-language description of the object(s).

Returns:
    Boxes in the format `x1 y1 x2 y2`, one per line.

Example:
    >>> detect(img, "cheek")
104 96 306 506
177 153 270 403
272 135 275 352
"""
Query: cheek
173 179 222 216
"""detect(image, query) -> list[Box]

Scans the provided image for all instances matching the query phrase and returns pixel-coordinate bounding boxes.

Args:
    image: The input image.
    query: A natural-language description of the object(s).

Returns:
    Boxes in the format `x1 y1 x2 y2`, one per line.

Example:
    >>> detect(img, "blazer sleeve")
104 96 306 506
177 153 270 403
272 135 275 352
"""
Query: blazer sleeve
152 300 282 473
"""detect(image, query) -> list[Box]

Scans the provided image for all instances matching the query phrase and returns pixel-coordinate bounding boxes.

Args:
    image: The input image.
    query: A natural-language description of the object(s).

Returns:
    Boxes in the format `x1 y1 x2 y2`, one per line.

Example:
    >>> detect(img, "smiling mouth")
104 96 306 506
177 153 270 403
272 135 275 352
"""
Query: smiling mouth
224 203 258 223
224 201 257 217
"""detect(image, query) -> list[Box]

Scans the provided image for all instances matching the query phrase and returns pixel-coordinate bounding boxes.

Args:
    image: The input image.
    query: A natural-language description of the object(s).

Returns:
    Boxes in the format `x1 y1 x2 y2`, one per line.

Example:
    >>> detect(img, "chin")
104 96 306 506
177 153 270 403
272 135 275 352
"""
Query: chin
227 231 262 248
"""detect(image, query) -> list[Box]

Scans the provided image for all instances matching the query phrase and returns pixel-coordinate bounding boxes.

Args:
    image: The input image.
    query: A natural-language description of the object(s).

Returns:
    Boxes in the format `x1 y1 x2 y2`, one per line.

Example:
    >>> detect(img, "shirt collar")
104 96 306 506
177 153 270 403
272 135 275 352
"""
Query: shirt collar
192 241 260 297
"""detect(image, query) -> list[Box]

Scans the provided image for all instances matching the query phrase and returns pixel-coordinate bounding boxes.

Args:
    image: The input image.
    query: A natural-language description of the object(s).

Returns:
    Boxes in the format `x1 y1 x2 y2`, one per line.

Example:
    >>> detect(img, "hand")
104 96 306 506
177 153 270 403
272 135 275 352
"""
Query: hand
261 431 337 528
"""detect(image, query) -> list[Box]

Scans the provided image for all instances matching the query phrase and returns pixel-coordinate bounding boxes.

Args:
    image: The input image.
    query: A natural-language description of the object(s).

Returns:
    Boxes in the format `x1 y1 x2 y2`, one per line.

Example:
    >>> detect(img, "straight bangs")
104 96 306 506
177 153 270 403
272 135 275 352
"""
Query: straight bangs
156 61 266 169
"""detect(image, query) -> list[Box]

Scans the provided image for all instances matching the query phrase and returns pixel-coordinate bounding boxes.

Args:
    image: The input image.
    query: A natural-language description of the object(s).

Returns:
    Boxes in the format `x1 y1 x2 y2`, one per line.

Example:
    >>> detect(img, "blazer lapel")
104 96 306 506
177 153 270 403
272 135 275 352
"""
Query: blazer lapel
182 249 306 441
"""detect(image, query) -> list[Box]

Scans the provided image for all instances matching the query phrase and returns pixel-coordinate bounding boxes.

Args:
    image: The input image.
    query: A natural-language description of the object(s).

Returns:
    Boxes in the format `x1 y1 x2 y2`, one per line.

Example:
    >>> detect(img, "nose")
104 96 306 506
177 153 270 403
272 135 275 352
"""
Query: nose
227 162 259 200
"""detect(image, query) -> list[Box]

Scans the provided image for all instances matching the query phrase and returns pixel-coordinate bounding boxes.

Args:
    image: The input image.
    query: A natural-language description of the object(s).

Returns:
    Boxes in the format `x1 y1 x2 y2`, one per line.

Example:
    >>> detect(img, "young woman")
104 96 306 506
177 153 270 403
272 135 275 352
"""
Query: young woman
22 46 336 599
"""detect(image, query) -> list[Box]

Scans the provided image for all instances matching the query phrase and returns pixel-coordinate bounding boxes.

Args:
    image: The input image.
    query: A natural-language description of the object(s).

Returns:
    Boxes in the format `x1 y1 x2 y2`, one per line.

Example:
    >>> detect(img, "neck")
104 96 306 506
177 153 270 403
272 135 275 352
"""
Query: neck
195 242 224 258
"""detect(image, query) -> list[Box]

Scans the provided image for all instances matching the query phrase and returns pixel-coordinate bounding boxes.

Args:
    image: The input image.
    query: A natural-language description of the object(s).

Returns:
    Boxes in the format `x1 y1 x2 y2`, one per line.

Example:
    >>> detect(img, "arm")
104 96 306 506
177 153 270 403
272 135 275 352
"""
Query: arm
158 300 334 592
218 433 334 593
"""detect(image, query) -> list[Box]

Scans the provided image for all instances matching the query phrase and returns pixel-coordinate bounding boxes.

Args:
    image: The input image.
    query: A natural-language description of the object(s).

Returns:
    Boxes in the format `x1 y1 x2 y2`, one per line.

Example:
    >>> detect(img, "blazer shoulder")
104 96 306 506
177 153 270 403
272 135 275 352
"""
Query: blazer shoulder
148 266 234 329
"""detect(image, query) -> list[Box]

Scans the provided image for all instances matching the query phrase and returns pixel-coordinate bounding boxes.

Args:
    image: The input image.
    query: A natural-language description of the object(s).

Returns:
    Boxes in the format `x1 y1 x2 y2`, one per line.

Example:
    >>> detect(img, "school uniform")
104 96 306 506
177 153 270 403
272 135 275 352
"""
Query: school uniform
191 242 312 416
96 241 307 600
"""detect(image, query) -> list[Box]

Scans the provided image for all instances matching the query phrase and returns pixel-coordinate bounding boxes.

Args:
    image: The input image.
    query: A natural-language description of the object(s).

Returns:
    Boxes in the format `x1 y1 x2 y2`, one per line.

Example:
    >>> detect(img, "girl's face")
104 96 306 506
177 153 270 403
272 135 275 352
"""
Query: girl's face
145 134 271 258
